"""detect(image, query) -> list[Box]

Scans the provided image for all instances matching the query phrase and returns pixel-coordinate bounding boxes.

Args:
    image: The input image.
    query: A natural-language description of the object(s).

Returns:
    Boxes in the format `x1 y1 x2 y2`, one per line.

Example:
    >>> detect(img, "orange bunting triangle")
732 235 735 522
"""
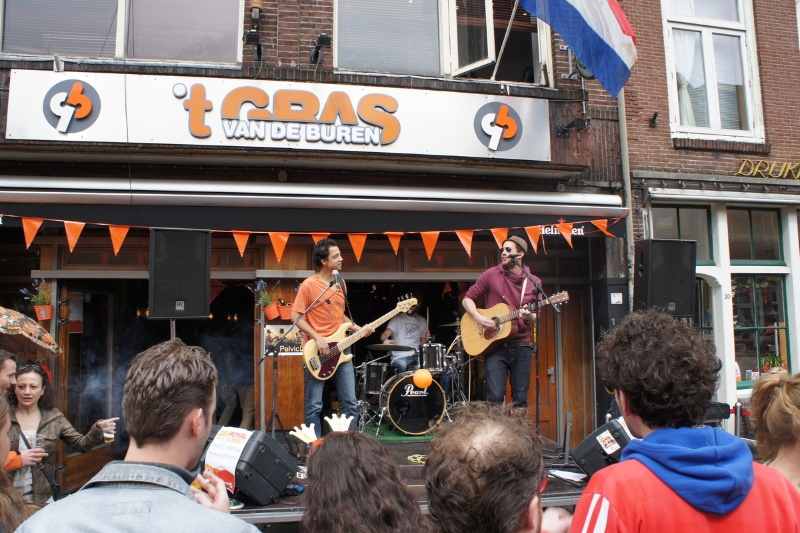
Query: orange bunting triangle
269 232 290 263
385 232 403 254
348 233 368 262
455 230 473 257
591 219 615 237
524 226 542 254
556 223 574 249
22 218 44 249
109 226 130 256
490 228 509 248
311 233 329 244
64 221 85 252
231 231 251 257
420 232 439 260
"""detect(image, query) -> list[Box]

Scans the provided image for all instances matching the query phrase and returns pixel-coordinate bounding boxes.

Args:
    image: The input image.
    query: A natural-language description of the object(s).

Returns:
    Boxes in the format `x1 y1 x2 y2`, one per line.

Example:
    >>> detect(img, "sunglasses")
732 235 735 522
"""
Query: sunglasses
539 476 548 494
500 246 516 253
603 382 615 395
17 364 44 374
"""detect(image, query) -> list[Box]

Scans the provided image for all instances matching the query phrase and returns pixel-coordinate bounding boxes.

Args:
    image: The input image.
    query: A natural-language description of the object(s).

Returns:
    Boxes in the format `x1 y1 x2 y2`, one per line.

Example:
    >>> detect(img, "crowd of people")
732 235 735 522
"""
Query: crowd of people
0 309 798 532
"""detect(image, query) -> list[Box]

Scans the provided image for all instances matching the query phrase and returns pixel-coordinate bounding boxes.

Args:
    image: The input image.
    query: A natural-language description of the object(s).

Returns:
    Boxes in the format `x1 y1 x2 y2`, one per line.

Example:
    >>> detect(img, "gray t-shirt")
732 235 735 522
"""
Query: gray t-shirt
384 313 427 361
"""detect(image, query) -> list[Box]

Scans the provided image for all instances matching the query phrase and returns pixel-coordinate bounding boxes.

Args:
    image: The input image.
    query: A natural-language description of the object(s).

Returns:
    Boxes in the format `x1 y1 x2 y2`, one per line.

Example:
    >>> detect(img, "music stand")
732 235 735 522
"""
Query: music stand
549 412 575 469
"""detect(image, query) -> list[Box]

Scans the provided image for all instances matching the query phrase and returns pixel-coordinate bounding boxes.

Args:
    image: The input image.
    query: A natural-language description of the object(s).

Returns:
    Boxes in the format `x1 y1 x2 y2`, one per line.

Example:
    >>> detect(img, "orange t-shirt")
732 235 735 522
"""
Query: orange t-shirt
292 275 347 344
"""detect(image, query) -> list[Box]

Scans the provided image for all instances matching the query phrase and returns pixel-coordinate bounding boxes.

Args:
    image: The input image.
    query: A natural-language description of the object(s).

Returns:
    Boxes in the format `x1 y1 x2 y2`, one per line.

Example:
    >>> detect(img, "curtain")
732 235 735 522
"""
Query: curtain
671 0 697 126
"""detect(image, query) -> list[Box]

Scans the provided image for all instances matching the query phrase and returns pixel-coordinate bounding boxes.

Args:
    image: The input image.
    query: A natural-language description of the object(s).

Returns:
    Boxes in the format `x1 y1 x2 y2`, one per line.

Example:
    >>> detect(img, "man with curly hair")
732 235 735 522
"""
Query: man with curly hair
570 309 800 533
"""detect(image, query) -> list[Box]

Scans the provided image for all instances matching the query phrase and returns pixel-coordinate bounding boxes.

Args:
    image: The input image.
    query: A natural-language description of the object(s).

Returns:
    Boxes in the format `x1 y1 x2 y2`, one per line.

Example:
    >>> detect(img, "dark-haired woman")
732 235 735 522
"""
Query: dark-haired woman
301 431 430 533
7 364 118 503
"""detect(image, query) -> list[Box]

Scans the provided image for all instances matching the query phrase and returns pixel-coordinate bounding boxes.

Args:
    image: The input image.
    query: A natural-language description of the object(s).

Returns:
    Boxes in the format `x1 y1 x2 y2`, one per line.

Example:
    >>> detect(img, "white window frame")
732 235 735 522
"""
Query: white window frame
334 0 494 78
662 0 764 142
0 0 245 66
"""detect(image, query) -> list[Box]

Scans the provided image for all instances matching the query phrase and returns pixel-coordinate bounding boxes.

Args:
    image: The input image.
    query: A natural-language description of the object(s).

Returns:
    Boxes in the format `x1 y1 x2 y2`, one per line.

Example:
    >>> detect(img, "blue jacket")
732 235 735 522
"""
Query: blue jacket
621 426 754 514
16 461 258 533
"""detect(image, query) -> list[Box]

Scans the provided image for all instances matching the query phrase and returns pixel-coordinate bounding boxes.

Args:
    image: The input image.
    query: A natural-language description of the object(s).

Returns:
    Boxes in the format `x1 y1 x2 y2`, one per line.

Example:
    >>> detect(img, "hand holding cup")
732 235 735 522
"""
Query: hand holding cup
99 417 120 443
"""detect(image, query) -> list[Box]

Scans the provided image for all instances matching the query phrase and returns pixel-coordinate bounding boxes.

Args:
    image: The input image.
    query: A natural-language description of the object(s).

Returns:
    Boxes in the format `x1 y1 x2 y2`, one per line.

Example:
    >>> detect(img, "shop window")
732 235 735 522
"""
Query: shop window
663 0 763 140
410 249 493 271
732 276 789 387
727 208 781 262
651 205 712 261
694 277 713 340
1 0 241 63
337 0 547 80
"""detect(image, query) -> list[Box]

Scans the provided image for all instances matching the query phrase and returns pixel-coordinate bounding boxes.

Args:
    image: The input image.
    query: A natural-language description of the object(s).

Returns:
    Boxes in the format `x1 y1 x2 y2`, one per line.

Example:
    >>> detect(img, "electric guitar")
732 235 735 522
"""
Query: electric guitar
461 292 569 357
303 296 418 380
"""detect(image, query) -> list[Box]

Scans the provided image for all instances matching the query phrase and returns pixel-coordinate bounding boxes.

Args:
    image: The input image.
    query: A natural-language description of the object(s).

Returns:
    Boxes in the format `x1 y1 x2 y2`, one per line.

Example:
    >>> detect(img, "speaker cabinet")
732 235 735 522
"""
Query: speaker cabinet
149 229 211 319
633 239 696 317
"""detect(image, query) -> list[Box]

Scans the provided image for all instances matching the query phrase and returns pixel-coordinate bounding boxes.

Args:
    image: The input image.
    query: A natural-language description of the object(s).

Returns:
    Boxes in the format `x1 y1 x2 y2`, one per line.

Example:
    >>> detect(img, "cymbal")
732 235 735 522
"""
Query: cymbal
438 320 461 327
366 344 416 352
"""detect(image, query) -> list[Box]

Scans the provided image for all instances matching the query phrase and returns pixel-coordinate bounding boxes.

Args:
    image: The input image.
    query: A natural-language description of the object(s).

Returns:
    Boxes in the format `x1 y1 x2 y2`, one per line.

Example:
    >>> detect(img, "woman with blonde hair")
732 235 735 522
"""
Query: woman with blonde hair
0 394 35 532
749 370 800 488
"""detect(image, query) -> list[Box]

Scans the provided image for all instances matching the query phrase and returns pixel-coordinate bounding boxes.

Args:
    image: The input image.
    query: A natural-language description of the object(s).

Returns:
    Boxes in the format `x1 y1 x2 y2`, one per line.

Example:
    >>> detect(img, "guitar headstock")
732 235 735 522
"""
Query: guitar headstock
550 291 569 307
396 295 418 312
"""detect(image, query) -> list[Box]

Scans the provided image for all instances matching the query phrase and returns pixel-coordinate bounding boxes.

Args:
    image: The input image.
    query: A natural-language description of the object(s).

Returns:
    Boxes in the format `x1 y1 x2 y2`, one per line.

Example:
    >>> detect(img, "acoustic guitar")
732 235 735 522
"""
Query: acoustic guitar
461 292 569 357
303 296 417 380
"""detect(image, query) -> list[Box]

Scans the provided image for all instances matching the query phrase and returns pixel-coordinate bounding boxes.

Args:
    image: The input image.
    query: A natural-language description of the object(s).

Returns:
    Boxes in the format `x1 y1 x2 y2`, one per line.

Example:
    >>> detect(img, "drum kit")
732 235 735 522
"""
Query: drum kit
355 318 469 436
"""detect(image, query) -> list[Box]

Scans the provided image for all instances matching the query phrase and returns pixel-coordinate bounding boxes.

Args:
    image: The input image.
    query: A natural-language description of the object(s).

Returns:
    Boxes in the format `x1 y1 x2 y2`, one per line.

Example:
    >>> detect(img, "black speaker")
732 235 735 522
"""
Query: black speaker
201 426 295 505
149 229 211 319
633 239 696 317
573 418 632 477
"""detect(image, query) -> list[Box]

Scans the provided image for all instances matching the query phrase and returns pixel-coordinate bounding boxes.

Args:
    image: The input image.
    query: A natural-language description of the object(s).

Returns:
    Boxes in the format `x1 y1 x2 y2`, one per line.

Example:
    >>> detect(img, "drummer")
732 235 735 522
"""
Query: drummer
379 297 430 373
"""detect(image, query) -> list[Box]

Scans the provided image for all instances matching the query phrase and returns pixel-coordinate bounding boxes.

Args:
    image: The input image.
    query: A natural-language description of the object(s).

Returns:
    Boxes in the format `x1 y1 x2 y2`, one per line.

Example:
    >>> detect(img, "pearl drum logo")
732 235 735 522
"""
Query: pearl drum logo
474 102 522 151
42 80 101 133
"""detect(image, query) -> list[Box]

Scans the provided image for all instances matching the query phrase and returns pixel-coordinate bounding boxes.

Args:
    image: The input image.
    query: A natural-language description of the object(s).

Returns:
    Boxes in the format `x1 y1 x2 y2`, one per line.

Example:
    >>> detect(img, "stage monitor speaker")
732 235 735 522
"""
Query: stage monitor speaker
149 229 211 319
201 426 295 505
633 239 696 317
573 418 632 477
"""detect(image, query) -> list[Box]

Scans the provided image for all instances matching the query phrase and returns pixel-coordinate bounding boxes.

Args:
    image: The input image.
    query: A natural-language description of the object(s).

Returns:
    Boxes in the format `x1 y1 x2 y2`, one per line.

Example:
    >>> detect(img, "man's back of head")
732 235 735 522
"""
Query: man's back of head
123 338 217 449
596 308 721 430
424 402 545 533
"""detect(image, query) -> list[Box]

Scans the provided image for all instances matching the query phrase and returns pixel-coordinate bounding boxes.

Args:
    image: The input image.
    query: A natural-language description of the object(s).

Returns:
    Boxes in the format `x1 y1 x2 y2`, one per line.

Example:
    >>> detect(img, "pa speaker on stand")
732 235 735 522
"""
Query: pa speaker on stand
633 239 697 317
149 229 212 320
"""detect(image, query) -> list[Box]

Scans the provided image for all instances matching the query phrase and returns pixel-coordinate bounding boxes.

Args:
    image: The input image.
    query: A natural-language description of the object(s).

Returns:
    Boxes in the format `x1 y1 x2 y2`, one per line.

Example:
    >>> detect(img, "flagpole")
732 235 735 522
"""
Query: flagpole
491 0 520 81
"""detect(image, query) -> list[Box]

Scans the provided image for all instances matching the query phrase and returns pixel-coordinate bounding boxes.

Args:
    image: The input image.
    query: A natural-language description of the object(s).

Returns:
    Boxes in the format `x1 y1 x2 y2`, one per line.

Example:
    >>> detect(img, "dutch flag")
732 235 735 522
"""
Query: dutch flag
520 0 638 97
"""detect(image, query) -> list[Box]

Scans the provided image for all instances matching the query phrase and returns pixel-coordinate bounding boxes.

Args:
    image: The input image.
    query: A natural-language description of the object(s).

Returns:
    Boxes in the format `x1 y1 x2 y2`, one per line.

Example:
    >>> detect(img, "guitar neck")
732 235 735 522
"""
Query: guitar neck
337 306 406 352
498 299 549 324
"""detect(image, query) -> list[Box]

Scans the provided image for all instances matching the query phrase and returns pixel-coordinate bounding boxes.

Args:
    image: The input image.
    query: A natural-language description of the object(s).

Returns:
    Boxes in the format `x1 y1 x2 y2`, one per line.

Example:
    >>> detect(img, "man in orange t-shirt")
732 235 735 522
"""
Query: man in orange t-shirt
292 238 372 438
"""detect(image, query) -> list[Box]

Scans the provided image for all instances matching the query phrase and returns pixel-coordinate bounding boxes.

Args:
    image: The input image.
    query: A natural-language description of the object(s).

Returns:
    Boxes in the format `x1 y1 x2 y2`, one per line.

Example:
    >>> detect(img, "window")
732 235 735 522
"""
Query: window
0 0 242 64
336 0 495 76
732 276 789 386
663 0 762 138
727 208 781 262
694 278 713 340
651 205 712 261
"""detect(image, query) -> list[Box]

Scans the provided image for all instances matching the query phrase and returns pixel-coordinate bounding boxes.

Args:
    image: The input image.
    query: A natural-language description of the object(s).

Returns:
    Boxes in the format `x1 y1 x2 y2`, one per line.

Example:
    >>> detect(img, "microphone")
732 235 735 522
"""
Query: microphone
332 270 343 289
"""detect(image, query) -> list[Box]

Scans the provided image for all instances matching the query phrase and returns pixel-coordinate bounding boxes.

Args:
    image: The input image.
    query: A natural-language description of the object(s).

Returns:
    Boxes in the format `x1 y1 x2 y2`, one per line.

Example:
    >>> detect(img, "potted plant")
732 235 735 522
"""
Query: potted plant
21 279 53 320
761 354 785 373
278 298 293 321
249 280 279 320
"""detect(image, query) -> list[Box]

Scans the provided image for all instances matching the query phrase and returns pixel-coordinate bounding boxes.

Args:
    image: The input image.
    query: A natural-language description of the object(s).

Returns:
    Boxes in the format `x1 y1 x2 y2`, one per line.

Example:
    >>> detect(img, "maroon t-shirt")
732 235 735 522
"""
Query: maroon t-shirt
464 264 542 343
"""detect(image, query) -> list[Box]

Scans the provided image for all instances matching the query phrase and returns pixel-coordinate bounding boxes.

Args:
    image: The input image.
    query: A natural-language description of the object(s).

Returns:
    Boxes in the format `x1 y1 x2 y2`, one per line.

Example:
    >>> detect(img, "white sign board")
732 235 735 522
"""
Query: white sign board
7 70 551 162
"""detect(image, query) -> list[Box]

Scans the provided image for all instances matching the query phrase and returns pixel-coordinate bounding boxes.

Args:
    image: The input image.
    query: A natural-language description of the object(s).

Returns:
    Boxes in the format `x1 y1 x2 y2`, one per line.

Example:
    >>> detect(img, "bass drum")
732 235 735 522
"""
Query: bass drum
380 372 446 435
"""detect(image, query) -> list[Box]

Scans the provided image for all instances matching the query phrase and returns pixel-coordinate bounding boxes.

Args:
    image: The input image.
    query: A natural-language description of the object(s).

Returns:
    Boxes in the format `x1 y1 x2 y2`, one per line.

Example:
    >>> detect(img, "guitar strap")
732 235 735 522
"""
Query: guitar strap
520 278 528 308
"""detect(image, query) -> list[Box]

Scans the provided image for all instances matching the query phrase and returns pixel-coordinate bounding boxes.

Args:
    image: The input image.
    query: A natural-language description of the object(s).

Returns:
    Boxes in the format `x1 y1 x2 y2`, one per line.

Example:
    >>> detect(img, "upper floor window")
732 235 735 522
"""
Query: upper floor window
335 0 549 82
727 208 781 262
0 0 242 64
651 205 712 261
663 0 763 139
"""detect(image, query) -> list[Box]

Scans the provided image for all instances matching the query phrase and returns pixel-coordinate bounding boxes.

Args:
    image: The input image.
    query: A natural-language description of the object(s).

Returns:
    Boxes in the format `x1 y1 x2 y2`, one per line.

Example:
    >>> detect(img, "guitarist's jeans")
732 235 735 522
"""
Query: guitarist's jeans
485 345 533 407
304 360 359 438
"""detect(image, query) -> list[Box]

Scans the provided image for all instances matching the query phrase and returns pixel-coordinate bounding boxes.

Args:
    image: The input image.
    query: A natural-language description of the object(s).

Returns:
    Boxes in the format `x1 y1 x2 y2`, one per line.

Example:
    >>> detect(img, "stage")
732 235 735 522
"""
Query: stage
232 437 585 529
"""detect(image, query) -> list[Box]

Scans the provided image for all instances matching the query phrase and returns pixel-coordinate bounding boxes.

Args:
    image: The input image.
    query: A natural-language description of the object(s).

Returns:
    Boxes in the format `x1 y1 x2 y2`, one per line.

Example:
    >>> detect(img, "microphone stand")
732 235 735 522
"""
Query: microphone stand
510 256 559 433
258 280 337 453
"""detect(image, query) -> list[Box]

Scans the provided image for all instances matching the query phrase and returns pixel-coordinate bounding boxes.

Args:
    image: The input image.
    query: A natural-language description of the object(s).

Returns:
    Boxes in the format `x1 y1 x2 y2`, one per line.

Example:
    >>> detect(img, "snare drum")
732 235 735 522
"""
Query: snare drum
419 343 446 373
380 372 446 435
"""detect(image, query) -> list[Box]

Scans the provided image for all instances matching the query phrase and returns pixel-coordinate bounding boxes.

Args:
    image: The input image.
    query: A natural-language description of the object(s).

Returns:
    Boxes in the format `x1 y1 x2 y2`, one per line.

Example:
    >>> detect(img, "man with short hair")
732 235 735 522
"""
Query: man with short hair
292 238 373 437
380 295 430 373
17 338 257 532
462 235 541 406
570 309 800 532
425 402 571 533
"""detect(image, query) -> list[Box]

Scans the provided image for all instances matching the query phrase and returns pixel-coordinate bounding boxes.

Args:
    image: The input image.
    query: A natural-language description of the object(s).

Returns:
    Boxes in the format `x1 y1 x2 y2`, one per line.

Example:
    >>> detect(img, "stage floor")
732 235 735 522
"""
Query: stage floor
233 437 586 528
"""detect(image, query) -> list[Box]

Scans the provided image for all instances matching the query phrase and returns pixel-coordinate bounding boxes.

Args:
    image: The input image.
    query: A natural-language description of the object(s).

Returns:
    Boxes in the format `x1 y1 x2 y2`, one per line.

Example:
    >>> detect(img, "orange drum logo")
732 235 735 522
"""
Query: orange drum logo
42 80 101 133
473 102 522 151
